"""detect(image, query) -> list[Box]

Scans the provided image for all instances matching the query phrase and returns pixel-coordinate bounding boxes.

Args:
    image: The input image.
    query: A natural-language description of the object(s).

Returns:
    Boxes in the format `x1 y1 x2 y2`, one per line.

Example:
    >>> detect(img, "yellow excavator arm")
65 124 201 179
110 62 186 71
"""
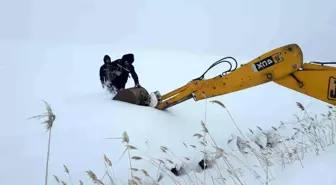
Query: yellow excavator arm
154 44 336 110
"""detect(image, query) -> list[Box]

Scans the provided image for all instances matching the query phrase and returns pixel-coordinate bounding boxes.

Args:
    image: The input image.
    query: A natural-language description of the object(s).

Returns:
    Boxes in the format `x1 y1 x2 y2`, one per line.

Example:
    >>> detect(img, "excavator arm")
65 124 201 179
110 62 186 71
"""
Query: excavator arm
274 62 336 106
154 44 336 110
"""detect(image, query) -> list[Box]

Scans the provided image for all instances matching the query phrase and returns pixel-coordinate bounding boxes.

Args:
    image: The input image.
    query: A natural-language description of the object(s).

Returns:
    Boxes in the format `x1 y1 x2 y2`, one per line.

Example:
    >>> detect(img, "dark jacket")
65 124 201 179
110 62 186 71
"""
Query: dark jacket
100 54 139 89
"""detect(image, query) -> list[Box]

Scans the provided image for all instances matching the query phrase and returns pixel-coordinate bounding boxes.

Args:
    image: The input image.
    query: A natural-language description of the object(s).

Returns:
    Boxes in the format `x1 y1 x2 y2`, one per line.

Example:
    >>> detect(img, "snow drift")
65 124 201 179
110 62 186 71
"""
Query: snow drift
1 40 335 185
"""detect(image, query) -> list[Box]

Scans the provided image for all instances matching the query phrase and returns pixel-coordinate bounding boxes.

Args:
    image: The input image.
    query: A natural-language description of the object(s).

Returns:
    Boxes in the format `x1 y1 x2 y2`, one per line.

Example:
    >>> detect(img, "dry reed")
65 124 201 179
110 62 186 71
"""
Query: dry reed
30 100 335 185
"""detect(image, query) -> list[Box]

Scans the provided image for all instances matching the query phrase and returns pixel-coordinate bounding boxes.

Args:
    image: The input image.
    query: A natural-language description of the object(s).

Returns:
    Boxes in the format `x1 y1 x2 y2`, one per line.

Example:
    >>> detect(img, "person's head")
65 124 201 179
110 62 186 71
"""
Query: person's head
121 53 134 67
103 55 111 64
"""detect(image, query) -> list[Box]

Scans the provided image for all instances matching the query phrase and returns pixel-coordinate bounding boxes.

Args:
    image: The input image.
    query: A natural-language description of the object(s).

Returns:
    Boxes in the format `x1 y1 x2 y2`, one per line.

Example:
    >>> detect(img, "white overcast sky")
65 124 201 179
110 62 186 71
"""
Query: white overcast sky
1 0 336 60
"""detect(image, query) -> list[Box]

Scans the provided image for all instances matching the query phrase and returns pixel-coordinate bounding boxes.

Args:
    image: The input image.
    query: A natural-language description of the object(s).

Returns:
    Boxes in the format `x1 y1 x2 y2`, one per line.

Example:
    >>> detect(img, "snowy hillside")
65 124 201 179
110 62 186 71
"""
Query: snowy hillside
1 0 336 185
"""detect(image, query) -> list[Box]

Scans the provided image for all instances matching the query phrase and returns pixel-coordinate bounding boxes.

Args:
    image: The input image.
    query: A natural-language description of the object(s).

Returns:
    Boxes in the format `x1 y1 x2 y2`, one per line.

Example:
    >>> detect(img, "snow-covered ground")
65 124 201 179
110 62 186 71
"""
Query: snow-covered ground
1 0 336 185
271 144 336 185
1 41 335 185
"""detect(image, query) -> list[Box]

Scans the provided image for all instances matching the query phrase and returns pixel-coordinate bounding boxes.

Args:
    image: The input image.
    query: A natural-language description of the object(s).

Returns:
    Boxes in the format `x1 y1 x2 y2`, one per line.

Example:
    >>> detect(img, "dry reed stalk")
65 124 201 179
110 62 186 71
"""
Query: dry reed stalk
63 164 74 185
135 149 181 185
103 154 116 185
199 120 244 185
86 170 104 185
53 175 60 184
210 100 246 141
29 100 56 185
43 99 336 185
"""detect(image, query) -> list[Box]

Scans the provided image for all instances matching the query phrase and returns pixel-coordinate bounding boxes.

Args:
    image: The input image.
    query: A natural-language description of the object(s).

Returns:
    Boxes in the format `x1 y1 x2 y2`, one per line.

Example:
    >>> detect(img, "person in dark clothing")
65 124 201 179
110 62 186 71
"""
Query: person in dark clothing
99 55 113 88
99 54 140 92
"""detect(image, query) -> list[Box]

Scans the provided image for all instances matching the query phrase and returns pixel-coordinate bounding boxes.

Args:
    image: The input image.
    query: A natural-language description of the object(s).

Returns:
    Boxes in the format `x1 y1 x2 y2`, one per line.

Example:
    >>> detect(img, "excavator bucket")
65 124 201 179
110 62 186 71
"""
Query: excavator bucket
112 87 151 106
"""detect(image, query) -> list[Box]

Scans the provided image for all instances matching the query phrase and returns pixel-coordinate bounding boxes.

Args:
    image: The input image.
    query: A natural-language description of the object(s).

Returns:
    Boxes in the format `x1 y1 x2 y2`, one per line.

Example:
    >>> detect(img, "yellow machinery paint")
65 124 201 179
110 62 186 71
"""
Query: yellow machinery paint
154 44 336 110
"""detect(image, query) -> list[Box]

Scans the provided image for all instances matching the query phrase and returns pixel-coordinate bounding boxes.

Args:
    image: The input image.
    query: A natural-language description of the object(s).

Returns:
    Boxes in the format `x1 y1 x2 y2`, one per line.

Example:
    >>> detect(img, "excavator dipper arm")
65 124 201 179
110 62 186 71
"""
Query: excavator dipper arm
274 62 336 106
155 44 336 110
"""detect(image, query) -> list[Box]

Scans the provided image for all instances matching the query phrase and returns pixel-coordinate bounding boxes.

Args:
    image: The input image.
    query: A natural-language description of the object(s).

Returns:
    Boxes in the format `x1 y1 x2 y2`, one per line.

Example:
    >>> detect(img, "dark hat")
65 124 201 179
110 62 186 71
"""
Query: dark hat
103 55 111 62
122 53 134 64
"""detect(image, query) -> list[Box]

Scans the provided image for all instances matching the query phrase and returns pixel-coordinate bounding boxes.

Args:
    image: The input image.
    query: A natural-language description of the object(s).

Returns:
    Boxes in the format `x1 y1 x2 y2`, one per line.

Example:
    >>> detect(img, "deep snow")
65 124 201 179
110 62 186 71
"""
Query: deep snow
1 40 335 185
2 1 336 184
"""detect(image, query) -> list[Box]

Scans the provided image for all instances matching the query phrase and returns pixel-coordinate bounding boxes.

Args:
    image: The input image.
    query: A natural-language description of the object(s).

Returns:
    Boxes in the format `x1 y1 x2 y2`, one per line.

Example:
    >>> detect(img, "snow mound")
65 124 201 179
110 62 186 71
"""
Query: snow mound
1 41 335 185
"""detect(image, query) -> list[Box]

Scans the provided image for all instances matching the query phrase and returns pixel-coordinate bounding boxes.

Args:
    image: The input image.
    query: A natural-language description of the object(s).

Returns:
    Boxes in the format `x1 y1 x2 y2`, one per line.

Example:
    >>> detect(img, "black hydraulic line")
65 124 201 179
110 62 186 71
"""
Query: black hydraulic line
192 56 238 81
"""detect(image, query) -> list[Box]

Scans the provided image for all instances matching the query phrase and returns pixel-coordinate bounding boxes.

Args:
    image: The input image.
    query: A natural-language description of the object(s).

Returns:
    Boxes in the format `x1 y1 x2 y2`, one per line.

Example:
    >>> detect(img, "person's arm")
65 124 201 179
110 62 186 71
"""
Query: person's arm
99 65 105 84
130 65 139 86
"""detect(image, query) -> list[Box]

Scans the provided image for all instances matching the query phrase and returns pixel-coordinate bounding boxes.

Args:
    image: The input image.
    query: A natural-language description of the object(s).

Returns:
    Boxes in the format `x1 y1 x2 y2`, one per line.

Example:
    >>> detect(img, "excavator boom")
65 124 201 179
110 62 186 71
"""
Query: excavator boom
274 62 336 106
154 44 336 110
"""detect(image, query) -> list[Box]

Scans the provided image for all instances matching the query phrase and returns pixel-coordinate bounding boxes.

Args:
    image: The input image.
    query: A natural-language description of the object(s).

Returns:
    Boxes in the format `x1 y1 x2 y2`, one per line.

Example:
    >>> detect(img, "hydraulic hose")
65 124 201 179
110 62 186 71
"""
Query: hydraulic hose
192 56 238 81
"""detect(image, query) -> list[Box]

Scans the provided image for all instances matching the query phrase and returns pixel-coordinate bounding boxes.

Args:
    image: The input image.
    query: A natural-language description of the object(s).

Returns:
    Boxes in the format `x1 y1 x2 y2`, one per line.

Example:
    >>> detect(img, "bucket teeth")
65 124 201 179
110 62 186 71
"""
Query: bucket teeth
153 91 162 103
